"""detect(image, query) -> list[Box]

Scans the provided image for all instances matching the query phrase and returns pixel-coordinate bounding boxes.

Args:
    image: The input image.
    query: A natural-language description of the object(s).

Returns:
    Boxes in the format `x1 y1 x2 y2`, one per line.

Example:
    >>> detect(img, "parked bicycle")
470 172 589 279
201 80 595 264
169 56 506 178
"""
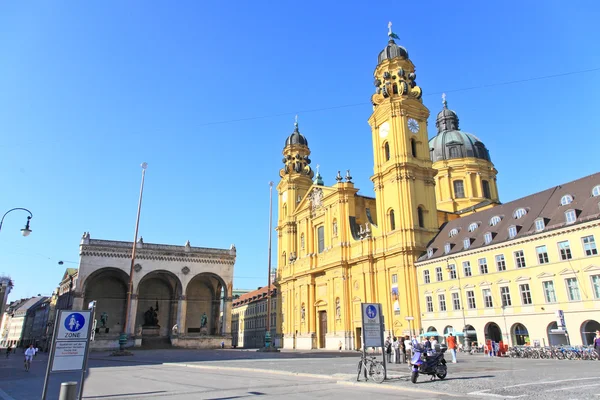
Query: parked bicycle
356 351 385 383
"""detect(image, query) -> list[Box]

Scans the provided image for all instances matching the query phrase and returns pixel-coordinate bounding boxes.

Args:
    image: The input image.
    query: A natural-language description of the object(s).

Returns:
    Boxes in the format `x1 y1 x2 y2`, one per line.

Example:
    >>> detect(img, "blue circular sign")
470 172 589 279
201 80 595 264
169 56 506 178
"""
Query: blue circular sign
64 313 85 332
366 305 377 319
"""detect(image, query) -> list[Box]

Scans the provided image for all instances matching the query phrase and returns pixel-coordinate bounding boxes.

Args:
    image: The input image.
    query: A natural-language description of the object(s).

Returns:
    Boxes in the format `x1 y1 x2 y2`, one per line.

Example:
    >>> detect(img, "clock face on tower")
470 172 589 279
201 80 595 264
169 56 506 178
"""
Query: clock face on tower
379 122 390 139
407 118 420 134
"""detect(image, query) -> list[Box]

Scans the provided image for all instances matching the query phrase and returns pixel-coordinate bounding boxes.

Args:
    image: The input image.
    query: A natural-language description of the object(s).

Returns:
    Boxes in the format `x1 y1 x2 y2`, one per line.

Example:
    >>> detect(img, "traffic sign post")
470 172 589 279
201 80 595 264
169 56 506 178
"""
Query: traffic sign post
404 316 415 337
361 303 386 380
42 304 96 400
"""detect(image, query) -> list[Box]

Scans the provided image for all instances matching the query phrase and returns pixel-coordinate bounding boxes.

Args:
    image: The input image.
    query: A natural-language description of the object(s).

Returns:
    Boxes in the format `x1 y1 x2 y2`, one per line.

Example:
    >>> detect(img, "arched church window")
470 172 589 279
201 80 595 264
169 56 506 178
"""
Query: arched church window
482 180 491 199
384 142 390 161
282 203 287 218
417 206 425 228
453 180 465 199
411 139 417 158
300 233 305 250
389 209 396 231
282 252 287 266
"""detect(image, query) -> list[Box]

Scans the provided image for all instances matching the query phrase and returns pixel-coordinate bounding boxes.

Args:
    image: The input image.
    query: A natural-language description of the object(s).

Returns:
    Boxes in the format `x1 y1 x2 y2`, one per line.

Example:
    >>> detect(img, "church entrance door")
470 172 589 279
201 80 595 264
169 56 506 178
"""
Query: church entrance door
319 311 327 348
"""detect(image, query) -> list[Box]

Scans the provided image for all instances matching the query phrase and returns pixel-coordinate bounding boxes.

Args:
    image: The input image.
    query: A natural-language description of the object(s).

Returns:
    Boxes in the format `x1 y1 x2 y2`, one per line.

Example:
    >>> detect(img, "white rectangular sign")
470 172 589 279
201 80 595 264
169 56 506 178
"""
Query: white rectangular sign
51 341 86 372
361 303 383 348
56 311 91 340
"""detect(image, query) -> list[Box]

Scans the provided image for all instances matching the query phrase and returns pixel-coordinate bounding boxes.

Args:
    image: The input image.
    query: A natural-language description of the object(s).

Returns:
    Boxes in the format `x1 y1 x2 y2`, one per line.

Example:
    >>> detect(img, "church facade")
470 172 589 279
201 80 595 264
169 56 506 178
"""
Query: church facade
74 233 236 349
276 25 499 350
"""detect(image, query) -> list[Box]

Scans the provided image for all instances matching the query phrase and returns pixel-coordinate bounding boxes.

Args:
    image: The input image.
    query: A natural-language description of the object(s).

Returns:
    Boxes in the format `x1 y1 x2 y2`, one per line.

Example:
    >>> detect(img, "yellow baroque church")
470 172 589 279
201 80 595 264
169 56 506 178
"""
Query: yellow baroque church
276 25 501 350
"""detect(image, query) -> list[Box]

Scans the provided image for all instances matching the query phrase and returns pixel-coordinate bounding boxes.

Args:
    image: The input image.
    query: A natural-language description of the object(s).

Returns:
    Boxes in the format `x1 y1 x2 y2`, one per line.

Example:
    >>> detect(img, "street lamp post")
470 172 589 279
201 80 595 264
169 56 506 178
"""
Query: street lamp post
265 181 274 348
446 256 469 350
0 208 33 237
117 162 148 354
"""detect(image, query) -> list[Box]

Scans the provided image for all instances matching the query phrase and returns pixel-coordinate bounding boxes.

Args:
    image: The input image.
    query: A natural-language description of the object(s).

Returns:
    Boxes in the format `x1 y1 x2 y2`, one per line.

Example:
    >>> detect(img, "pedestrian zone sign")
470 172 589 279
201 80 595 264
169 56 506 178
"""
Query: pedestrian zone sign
361 303 383 348
52 310 91 372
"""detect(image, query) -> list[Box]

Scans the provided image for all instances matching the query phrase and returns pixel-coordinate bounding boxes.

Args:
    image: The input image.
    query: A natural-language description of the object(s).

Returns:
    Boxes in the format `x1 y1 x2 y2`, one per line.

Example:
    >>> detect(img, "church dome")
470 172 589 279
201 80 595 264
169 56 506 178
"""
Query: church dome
429 96 491 162
429 130 491 162
284 122 308 148
378 39 409 64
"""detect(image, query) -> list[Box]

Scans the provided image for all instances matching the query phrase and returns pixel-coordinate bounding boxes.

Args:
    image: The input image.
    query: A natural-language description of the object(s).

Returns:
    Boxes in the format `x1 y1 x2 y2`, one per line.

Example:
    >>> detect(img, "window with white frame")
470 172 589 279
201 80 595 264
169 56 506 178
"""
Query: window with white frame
543 281 557 303
500 286 512 307
519 283 532 305
495 254 506 271
392 274 398 284
508 225 518 239
479 258 488 274
449 228 459 238
463 261 472 277
490 216 501 226
591 275 600 299
560 194 573 206
466 290 476 309
435 267 443 282
423 270 430 284
515 250 526 268
448 264 457 279
452 292 460 310
427 248 434 258
483 288 493 308
565 209 576 224
463 238 471 250
582 235 598 256
536 245 549 264
468 222 479 232
484 232 493 245
426 295 433 312
444 243 452 254
593 185 600 197
558 241 572 260
565 277 581 301
513 208 527 219
438 294 447 311
535 218 545 232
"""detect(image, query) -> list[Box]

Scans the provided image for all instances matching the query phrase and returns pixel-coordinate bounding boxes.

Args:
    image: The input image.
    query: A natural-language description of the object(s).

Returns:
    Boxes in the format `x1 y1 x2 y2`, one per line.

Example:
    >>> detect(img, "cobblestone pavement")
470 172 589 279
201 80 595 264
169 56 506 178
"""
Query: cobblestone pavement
1 348 599 399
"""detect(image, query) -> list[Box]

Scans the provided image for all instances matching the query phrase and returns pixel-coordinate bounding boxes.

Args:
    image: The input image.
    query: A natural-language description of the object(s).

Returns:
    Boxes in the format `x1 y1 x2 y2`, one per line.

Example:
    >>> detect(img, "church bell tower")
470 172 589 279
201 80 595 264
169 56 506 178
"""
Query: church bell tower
369 23 439 323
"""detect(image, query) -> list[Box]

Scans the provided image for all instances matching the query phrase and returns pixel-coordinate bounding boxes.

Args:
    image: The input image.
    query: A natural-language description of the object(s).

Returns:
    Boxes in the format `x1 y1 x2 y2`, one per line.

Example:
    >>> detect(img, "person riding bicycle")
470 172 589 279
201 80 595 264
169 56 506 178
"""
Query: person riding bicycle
24 344 35 371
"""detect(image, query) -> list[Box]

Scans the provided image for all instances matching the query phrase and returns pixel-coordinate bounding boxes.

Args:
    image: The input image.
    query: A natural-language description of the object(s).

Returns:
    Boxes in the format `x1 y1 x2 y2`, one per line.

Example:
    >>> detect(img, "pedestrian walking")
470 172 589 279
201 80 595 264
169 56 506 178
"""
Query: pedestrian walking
594 330 600 355
384 336 392 363
5 345 12 358
446 333 457 363
392 337 402 364
404 335 412 363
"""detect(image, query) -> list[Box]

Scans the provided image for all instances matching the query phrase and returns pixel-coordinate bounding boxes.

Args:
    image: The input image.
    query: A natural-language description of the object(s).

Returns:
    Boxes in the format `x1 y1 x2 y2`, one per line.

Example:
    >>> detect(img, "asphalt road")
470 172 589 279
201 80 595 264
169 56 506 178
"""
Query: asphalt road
1 348 599 399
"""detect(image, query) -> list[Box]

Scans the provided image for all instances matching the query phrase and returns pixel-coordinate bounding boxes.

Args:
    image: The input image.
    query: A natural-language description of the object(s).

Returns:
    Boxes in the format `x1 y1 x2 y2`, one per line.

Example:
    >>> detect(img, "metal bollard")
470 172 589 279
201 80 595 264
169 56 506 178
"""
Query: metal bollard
58 382 78 400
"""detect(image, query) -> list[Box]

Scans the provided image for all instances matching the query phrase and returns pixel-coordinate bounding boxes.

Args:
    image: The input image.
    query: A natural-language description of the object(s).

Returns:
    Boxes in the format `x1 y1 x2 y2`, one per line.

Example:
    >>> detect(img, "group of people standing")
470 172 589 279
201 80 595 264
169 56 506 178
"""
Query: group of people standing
384 333 459 364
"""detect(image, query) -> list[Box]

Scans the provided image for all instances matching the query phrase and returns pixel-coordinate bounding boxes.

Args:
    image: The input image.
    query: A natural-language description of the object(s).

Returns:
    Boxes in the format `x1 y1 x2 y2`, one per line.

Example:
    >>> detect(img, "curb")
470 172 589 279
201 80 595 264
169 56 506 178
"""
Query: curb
163 362 460 397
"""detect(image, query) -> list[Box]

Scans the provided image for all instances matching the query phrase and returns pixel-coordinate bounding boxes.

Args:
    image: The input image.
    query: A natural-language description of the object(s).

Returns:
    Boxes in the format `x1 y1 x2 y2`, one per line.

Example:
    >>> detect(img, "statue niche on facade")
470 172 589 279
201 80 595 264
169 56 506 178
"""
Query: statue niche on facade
143 301 160 327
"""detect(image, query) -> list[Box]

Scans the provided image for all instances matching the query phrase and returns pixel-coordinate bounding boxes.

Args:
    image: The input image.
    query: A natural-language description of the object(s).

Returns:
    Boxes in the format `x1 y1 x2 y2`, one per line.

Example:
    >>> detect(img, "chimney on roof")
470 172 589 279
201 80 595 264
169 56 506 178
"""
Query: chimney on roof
257 287 261 290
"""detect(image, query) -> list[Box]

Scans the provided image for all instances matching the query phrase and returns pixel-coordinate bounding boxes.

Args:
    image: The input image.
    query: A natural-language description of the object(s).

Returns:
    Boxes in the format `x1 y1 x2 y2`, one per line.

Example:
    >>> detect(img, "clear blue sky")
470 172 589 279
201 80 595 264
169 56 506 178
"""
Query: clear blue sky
1 1 599 301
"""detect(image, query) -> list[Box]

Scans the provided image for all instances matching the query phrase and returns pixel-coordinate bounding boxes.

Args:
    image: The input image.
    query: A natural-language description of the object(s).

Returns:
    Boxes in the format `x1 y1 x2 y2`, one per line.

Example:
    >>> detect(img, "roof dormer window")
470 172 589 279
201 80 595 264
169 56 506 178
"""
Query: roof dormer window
468 222 479 232
463 238 472 250
489 216 502 226
508 225 518 239
449 228 459 238
565 209 576 224
513 208 527 219
444 243 452 254
427 248 434 258
592 185 600 197
484 232 493 245
535 218 545 232
560 195 573 206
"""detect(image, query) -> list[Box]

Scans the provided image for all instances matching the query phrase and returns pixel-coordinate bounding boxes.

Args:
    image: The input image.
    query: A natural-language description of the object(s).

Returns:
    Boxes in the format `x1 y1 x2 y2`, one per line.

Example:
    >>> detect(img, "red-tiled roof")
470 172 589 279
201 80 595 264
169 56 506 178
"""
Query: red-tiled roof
232 285 277 308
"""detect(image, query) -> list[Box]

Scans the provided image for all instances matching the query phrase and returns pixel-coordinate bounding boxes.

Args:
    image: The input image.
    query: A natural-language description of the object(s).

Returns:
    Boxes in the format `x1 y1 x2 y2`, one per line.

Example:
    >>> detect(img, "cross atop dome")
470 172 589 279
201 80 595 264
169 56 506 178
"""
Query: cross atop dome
442 93 447 108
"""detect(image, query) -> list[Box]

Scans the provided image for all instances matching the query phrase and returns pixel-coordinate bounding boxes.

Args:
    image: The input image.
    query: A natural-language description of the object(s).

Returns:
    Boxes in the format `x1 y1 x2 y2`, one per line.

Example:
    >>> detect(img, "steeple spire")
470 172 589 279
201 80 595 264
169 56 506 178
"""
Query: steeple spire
442 93 447 109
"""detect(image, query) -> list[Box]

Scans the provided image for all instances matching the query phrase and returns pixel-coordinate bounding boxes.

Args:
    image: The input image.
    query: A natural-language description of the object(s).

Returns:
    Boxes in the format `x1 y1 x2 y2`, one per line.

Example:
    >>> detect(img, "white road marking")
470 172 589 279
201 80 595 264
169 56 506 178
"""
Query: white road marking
545 383 600 392
469 377 600 398
0 388 16 400
466 390 526 398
